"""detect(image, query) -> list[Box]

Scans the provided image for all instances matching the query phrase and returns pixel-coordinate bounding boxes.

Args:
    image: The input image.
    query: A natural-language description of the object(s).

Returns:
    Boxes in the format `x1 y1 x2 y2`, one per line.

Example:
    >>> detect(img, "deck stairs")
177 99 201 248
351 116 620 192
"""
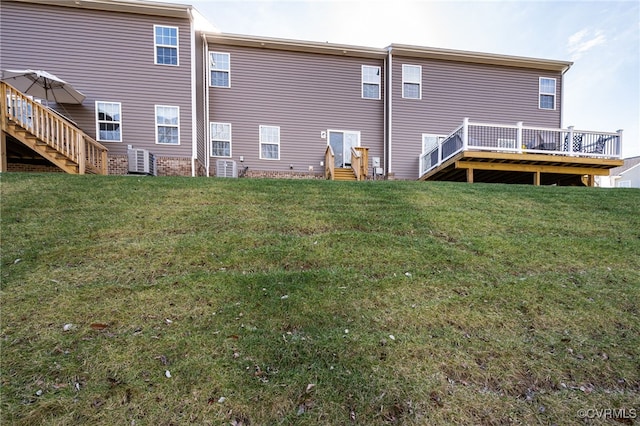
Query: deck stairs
1 81 108 174
333 167 357 181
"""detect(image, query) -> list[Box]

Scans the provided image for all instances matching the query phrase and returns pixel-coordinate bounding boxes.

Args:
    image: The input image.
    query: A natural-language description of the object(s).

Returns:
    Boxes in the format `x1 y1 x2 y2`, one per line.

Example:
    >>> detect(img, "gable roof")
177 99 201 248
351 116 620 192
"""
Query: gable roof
10 0 193 19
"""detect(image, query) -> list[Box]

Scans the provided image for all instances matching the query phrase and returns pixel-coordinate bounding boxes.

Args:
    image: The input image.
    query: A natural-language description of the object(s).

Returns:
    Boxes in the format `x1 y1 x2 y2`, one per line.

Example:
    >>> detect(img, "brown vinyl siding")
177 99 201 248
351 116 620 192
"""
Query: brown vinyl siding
207 44 385 175
390 55 564 179
0 1 193 158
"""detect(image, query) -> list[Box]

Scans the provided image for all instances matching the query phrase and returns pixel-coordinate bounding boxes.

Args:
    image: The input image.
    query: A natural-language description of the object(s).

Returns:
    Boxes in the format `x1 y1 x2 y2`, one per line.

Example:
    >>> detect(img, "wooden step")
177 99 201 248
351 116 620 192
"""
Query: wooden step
333 168 357 181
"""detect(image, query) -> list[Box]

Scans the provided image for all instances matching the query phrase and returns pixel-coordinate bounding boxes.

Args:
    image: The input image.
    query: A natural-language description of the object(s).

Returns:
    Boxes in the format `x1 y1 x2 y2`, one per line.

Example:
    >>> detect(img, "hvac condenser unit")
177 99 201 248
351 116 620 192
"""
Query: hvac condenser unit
127 148 157 176
216 159 238 178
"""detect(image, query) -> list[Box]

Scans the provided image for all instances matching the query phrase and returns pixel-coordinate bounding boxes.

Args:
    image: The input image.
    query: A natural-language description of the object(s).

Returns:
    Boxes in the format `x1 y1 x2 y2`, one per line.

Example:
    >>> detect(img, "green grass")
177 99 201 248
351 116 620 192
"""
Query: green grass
1 173 639 425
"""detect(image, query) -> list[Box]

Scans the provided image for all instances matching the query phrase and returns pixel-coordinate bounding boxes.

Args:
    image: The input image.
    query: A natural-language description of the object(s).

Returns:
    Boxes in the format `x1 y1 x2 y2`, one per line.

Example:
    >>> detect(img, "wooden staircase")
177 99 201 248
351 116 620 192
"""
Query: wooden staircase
324 145 370 181
1 82 108 174
333 167 357 181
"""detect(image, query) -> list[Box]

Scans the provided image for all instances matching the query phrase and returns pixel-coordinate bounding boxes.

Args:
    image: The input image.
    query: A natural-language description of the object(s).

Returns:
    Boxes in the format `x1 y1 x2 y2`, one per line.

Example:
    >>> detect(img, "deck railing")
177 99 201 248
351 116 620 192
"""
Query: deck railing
1 81 108 174
420 118 623 177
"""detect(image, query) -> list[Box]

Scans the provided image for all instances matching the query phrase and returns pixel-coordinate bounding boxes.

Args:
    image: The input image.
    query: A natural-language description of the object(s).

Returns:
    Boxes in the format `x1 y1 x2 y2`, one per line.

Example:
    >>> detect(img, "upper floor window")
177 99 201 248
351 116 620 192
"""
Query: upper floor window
210 52 230 87
155 105 180 145
211 122 232 157
96 101 121 142
539 77 556 110
402 64 422 99
259 125 280 160
362 65 381 99
155 25 179 66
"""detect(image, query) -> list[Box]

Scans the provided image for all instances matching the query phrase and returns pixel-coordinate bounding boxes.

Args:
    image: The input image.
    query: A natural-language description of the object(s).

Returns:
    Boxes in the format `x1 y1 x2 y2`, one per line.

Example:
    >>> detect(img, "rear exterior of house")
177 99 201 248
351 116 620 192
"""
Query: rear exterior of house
387 45 569 180
0 0 197 176
202 34 386 179
0 0 623 183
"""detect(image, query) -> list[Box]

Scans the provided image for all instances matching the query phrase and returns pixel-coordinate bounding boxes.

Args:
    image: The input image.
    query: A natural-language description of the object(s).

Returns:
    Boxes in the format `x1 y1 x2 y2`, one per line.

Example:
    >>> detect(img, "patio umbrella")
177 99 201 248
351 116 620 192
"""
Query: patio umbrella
1 69 85 104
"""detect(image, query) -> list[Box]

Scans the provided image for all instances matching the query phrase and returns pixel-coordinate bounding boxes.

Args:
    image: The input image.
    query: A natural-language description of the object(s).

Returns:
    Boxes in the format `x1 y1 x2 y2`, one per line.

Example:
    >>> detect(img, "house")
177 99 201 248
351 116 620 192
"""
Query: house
202 33 387 180
0 0 624 185
1 0 198 176
599 156 640 188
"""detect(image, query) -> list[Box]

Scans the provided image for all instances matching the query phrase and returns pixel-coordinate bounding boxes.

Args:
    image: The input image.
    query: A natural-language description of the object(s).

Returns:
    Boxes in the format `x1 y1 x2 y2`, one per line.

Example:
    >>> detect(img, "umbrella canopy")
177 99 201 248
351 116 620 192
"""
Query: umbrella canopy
1 69 85 104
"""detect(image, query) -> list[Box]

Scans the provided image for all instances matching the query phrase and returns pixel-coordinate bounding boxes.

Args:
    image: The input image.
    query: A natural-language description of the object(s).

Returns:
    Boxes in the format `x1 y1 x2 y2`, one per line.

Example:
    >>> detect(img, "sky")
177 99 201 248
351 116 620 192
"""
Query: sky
183 0 639 158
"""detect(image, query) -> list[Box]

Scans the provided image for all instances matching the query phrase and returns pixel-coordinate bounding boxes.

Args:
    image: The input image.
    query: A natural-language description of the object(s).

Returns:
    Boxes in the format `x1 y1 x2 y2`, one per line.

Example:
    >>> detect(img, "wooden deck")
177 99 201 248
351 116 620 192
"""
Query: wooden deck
420 150 623 186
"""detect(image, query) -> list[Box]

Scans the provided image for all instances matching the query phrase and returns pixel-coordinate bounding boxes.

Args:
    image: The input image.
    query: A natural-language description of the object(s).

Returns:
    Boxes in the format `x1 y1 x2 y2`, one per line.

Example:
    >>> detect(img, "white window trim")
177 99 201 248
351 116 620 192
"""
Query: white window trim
259 125 280 160
210 51 231 88
539 77 556 110
362 65 381 100
95 101 122 142
155 105 180 145
402 64 422 99
154 25 179 66
210 122 232 158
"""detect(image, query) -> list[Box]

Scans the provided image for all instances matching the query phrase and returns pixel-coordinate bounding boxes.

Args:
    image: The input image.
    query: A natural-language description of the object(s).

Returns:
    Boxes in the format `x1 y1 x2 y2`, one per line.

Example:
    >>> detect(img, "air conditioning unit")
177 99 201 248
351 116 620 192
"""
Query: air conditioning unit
127 148 157 176
216 159 238 178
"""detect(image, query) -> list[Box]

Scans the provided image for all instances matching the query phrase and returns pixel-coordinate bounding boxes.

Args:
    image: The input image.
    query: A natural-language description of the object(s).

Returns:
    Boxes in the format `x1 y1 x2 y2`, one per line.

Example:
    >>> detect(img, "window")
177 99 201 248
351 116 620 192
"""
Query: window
155 105 179 145
96 101 121 142
403 64 422 99
211 122 231 157
210 52 230 87
539 77 556 110
362 65 381 99
259 125 280 160
154 25 178 66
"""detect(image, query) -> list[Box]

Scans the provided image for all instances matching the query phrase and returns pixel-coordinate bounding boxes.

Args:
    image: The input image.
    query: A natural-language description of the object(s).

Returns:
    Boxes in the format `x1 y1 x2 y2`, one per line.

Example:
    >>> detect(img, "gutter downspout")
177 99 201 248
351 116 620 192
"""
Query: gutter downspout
203 34 211 177
188 8 197 176
386 46 393 177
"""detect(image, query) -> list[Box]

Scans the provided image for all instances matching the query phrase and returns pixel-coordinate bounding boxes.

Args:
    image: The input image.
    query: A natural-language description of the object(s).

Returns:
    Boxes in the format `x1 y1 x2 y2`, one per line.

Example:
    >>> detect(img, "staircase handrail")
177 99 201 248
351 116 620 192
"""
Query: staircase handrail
325 144 335 180
1 81 108 174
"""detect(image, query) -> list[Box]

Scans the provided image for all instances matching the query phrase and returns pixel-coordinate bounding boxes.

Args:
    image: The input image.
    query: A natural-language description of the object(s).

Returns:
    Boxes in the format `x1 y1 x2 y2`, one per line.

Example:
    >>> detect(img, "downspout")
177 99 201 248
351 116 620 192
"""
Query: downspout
382 53 387 178
188 8 197 176
386 46 393 177
203 34 211 176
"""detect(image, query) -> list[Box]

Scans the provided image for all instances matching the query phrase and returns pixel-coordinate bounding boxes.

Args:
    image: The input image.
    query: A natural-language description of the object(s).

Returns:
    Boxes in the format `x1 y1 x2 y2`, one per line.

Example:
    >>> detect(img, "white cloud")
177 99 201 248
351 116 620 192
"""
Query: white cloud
567 28 606 60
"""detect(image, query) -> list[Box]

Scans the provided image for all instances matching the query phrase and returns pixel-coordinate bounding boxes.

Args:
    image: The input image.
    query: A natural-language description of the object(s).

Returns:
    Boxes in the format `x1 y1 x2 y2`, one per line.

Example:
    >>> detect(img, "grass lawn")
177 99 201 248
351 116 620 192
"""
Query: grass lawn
1 173 639 425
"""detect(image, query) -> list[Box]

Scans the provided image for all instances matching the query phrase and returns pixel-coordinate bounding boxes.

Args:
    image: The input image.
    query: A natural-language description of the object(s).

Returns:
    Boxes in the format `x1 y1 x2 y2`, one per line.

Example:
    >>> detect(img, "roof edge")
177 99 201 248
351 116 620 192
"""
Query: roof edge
389 43 572 73
9 0 193 19
204 32 388 59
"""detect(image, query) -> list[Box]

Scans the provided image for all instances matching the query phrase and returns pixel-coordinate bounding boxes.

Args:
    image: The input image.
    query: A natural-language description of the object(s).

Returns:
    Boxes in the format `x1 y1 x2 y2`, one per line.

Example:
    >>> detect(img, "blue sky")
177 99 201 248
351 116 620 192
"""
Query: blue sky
186 0 639 158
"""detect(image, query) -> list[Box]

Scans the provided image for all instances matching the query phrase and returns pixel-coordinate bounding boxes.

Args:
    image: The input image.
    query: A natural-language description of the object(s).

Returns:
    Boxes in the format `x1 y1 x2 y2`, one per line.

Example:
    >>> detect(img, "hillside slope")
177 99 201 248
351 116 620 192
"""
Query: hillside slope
1 174 639 425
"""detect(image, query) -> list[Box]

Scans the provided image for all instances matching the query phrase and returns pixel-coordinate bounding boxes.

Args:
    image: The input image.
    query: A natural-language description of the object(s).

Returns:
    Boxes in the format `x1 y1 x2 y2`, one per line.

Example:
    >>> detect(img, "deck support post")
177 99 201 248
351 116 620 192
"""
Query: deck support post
533 170 540 186
466 167 474 183
0 131 6 173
